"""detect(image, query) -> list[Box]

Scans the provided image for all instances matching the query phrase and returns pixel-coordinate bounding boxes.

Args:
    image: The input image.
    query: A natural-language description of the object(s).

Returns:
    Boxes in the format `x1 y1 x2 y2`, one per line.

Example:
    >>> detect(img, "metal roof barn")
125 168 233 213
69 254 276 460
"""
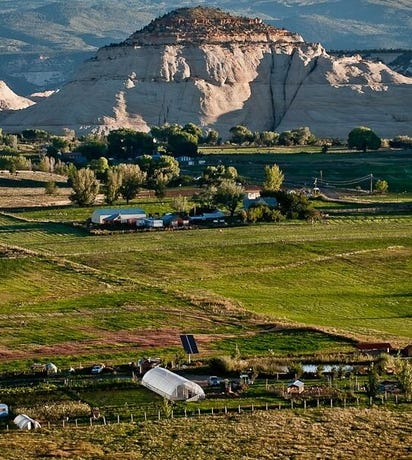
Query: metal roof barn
141 367 205 401
91 208 146 224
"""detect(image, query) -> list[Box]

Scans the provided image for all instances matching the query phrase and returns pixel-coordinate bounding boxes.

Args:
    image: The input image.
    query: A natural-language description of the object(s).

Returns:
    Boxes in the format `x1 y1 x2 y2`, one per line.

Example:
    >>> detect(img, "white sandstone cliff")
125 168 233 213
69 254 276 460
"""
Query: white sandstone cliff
0 8 410 138
0 81 35 111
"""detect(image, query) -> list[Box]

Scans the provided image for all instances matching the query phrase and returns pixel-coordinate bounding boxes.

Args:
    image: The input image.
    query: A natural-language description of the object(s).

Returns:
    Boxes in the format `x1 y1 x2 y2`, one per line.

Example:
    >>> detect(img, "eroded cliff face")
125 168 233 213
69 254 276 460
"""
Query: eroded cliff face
0 81 34 111
0 7 411 138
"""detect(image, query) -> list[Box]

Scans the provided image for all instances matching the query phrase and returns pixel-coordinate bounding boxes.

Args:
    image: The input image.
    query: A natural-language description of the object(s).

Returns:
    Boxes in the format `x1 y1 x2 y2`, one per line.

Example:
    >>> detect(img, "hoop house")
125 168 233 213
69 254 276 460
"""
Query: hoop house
141 367 205 401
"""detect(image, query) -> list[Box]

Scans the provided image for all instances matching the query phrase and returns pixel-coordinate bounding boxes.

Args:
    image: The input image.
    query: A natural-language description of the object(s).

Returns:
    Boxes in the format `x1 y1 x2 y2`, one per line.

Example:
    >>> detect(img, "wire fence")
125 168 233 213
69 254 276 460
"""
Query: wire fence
1 393 409 431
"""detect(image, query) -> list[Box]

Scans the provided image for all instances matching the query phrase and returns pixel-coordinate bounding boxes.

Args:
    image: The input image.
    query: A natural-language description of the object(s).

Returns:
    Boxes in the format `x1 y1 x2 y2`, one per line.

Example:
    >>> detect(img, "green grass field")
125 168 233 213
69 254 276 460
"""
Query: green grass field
186 149 412 192
0 209 411 372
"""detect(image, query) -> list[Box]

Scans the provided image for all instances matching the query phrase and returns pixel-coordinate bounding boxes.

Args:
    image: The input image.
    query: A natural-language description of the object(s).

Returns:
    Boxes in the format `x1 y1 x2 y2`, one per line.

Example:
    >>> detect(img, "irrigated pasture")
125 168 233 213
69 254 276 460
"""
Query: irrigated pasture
0 210 410 369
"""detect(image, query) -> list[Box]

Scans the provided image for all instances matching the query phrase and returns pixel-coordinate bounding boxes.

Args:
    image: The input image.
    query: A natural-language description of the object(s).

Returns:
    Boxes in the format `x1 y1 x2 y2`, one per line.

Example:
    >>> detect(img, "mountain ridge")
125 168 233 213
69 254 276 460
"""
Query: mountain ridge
0 7 410 139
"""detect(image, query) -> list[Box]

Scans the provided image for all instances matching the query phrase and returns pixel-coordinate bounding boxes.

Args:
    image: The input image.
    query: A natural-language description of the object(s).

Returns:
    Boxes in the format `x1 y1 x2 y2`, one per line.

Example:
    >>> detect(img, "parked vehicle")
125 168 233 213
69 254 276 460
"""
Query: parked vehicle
208 376 221 386
91 364 105 374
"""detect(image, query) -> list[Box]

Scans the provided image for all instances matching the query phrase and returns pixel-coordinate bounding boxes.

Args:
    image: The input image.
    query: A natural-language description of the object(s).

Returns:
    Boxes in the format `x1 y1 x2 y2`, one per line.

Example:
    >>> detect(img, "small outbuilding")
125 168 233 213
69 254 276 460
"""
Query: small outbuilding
287 380 305 394
141 367 205 401
13 414 41 430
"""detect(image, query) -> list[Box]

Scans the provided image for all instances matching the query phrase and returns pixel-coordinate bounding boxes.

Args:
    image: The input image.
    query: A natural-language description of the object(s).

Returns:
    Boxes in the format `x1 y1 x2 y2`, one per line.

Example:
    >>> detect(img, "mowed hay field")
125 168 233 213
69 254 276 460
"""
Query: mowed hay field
0 210 411 369
0 408 411 459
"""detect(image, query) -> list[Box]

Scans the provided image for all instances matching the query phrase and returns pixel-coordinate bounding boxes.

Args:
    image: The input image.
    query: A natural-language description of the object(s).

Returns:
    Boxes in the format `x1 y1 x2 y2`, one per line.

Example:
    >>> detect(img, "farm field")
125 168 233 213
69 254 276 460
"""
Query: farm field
0 209 411 371
0 408 411 459
186 149 412 192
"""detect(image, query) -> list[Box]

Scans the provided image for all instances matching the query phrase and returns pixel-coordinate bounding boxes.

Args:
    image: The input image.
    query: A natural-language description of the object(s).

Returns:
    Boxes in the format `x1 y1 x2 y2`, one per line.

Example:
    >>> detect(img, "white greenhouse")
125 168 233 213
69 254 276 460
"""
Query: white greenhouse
141 367 205 401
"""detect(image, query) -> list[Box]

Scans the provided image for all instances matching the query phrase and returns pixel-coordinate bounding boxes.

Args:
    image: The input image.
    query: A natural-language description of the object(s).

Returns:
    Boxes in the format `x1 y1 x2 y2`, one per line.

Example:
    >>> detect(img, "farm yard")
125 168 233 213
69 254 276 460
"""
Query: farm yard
0 149 411 458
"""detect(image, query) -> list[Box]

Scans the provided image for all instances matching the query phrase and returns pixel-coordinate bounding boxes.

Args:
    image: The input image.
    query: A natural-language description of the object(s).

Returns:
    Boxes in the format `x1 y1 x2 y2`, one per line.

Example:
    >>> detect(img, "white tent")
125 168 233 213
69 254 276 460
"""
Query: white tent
14 414 41 430
46 362 58 375
141 367 205 401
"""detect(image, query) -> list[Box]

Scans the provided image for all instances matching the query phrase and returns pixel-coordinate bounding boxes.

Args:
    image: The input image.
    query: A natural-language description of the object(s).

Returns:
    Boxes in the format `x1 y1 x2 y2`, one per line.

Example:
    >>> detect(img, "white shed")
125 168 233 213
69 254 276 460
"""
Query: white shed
14 414 41 430
141 368 205 401
91 208 146 224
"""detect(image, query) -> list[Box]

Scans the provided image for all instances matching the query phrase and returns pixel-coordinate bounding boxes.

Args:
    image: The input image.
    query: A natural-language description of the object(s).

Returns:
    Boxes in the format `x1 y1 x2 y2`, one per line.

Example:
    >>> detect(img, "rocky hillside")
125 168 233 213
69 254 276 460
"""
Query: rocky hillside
0 7 411 139
0 81 34 111
0 1 410 95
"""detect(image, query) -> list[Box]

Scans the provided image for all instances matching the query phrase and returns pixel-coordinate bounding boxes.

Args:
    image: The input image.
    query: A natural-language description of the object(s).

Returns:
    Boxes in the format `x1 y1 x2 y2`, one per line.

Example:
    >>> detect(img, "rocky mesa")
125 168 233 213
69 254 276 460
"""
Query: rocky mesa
0 7 411 138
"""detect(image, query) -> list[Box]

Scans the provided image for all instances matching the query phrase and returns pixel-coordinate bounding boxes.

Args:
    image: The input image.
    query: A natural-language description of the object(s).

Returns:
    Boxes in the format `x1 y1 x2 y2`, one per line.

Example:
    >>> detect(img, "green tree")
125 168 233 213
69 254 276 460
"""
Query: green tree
44 181 58 195
107 129 153 158
104 167 123 205
192 186 218 212
204 129 219 145
70 168 100 206
138 154 180 191
201 165 238 186
77 139 108 160
38 156 56 173
374 179 388 194
255 131 279 146
118 164 146 204
394 356 412 401
348 126 381 152
167 131 198 156
262 164 284 193
365 366 380 400
171 195 191 215
229 125 254 144
213 179 244 216
89 157 109 179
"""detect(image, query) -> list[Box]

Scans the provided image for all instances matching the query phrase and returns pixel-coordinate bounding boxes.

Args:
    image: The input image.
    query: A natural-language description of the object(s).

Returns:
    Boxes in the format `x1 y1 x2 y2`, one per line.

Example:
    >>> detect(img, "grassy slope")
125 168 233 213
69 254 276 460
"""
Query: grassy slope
0 210 410 371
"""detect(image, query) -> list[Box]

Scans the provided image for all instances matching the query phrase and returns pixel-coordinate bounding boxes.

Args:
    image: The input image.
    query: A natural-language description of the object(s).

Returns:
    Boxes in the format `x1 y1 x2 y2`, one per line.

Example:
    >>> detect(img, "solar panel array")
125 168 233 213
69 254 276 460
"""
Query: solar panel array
180 334 199 354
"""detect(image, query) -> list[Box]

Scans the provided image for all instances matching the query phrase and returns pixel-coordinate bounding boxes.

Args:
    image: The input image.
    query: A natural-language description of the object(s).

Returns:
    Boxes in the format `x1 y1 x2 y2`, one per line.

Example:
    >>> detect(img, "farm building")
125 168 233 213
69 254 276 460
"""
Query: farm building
402 345 412 357
91 208 146 225
137 218 164 228
162 213 190 228
189 210 225 223
141 367 205 401
287 380 305 394
243 195 278 210
357 343 392 355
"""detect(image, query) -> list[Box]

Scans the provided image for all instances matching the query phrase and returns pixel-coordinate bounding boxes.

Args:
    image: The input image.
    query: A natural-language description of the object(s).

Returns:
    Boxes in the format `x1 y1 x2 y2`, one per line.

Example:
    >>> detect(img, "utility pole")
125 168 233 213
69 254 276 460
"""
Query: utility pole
370 173 373 194
320 170 323 185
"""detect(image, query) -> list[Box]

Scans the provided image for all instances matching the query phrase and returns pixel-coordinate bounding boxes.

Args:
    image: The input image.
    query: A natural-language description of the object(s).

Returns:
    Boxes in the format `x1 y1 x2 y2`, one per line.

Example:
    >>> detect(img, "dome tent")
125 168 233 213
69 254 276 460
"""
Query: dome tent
141 367 205 401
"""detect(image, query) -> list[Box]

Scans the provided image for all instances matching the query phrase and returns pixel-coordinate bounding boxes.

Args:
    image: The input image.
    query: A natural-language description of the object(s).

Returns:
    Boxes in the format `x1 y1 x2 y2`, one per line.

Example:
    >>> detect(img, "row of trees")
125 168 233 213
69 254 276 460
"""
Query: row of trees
70 155 180 206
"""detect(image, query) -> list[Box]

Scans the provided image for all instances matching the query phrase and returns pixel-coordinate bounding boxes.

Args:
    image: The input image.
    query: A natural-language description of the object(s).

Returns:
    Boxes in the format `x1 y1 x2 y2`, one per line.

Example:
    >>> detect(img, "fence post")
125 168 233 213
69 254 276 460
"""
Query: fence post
224 406 227 414
304 400 306 410
198 408 201 417
144 412 147 421
211 408 214 415
75 419 78 428
251 404 254 412
158 411 161 420
395 395 398 404
265 403 268 411
90 418 93 427
278 403 281 410
317 398 320 408
343 398 346 408
130 414 134 423
103 416 106 425
330 398 333 408
117 415 120 424
184 409 187 418
291 400 294 409
238 405 241 414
